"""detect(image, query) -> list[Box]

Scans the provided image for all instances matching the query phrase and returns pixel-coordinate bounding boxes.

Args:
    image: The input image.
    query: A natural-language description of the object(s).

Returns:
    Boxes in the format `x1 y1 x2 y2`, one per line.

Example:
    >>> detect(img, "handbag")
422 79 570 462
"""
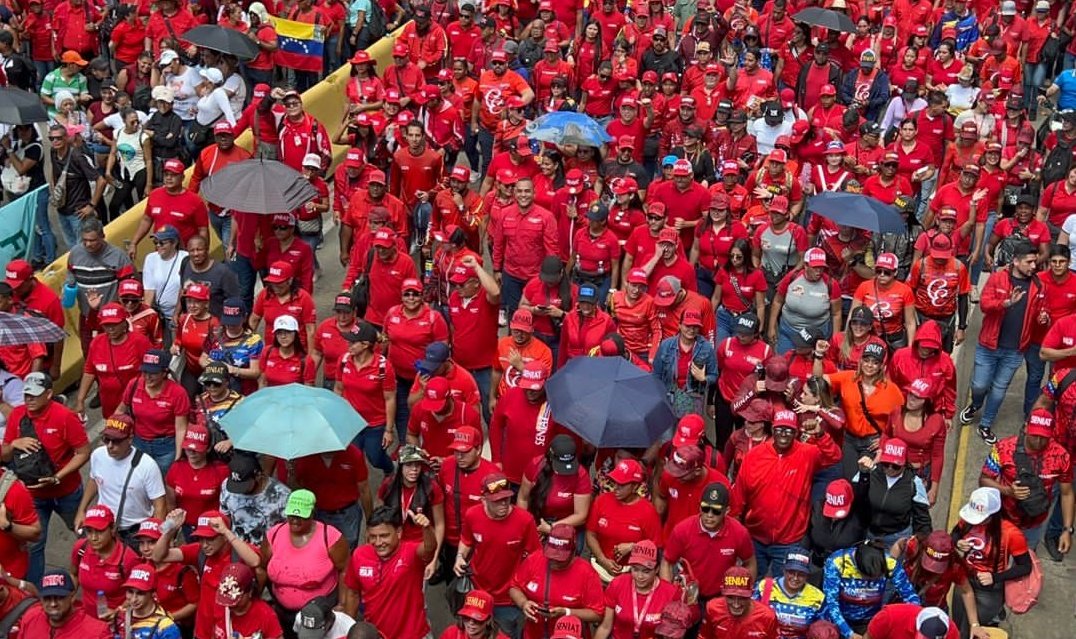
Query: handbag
11 415 56 485
349 248 376 318
1 165 29 195
1004 550 1043 614
48 150 73 209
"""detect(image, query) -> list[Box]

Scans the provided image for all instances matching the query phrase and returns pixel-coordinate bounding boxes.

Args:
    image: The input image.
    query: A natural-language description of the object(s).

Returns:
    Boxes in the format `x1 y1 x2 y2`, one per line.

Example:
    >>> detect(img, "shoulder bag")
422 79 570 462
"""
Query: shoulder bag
11 415 55 485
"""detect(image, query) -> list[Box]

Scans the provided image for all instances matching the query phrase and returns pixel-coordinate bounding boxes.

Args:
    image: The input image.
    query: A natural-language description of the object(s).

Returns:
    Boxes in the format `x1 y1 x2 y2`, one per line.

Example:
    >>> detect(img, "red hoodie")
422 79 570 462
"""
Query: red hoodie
978 268 1046 351
886 320 957 420
729 432 842 544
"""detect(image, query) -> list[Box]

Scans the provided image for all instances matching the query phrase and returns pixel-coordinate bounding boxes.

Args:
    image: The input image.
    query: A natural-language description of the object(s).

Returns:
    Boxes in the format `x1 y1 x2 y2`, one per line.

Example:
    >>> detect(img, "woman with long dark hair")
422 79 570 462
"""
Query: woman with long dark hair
712 239 766 343
439 589 510 639
691 196 749 300
517 434 592 538
951 487 1031 637
826 305 886 371
793 375 846 501
378 445 445 578
568 21 603 93
886 378 947 506
258 315 310 388
898 530 985 630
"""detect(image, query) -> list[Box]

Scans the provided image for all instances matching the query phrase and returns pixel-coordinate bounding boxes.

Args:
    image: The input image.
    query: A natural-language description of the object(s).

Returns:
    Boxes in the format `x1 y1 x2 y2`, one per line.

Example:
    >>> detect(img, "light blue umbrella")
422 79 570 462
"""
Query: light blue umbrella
218 384 367 459
524 112 613 148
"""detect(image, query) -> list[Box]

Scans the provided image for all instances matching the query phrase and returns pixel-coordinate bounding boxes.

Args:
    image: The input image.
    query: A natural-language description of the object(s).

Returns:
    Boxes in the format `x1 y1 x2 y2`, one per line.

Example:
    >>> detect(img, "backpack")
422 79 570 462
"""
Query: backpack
365 0 387 40
993 224 1031 270
3 54 36 91
1042 136 1074 187
1013 432 1052 519
132 84 154 113
1004 550 1043 614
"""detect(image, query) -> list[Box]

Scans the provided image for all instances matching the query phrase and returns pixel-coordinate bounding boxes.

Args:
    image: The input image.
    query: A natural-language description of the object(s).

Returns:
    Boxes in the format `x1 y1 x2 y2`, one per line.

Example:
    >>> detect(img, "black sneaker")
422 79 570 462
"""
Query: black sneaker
1044 535 1064 562
88 394 101 409
959 404 979 425
977 425 997 445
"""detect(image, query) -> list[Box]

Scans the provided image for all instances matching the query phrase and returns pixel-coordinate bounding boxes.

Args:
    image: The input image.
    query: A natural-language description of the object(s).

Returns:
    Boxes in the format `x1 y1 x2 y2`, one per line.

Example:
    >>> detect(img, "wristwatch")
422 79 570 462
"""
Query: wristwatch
1064 526 1074 534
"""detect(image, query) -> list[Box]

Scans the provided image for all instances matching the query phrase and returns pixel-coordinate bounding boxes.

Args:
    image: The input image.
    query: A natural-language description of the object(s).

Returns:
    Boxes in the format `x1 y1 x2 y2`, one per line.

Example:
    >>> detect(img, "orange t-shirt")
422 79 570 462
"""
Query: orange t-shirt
827 371 905 438
852 280 916 336
492 336 554 398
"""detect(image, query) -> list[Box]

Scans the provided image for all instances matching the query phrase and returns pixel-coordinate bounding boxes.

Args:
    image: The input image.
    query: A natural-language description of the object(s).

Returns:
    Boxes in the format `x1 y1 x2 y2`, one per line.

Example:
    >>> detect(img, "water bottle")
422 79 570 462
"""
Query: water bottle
62 282 78 308
95 590 108 618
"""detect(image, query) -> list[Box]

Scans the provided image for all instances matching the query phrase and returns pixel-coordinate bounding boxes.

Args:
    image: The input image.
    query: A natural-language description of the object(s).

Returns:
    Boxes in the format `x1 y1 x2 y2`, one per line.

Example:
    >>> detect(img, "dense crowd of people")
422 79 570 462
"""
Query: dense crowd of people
1 0 1076 638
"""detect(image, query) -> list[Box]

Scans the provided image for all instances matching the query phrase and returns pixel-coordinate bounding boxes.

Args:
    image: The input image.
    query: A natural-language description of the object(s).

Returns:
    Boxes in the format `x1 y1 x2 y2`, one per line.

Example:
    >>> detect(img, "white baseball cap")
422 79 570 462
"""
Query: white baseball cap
273 314 300 333
959 487 1002 525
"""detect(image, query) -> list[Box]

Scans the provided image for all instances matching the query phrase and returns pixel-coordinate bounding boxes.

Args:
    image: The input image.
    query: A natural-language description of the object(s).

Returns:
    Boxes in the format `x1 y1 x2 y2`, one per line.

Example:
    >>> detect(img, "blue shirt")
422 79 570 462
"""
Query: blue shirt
1055 70 1076 112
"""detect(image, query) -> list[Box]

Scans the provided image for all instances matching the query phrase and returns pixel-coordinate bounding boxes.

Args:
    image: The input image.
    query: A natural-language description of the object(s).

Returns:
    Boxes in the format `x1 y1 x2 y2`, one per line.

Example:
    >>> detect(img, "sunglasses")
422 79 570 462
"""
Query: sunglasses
879 462 903 471
103 437 127 445
647 215 664 221
152 240 172 246
402 291 422 298
875 268 895 276
850 319 872 327
491 61 506 66
202 380 224 388
273 225 292 231
48 135 65 141
700 506 725 515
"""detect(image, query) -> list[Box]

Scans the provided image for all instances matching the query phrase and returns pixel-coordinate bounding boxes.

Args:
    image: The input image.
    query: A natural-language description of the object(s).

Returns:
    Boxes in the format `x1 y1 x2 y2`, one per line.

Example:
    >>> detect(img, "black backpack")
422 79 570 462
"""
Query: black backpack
3 55 36 91
365 0 387 40
994 225 1030 269
1013 432 1052 519
1042 137 1074 187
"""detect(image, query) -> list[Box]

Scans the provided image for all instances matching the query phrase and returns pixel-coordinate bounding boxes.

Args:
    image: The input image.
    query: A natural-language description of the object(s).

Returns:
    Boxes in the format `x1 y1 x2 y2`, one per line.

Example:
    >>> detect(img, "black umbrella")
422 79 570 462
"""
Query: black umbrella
0 87 48 125
199 159 320 213
545 356 676 448
807 192 907 234
182 25 260 60
792 7 857 33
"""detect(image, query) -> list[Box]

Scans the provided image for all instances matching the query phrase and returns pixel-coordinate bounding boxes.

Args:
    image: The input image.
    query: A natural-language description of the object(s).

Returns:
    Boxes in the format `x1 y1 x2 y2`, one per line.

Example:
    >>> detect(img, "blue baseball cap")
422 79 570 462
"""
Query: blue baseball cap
578 285 599 304
152 224 181 243
784 547 812 574
418 341 451 372
662 155 678 167
39 569 76 597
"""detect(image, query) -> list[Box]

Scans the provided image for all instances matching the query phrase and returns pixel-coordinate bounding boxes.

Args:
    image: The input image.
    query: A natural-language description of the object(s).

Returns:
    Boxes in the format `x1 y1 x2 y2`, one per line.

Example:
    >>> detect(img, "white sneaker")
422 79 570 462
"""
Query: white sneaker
498 309 507 327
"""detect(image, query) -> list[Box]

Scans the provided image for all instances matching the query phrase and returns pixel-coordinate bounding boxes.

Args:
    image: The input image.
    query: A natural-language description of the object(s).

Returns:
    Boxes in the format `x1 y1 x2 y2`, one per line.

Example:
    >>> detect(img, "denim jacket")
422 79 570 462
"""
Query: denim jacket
652 335 717 392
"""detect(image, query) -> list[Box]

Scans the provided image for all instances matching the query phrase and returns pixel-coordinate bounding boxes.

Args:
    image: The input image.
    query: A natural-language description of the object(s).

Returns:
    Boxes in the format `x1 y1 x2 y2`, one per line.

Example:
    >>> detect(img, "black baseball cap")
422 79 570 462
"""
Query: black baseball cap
550 434 577 475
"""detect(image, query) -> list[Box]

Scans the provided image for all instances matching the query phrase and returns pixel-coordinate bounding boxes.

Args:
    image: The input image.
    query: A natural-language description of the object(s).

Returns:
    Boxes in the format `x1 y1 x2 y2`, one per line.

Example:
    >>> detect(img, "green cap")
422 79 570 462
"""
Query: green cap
284 489 316 519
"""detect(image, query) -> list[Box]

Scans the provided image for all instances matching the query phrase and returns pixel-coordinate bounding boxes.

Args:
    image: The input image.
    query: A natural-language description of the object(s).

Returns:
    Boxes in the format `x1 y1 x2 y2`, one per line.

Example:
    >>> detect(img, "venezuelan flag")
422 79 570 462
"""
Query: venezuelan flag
274 17 325 73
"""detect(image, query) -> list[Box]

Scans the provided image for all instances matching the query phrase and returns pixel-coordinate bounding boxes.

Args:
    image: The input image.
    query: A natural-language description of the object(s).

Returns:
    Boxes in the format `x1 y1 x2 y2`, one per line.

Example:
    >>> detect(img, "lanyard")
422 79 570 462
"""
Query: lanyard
630 585 657 636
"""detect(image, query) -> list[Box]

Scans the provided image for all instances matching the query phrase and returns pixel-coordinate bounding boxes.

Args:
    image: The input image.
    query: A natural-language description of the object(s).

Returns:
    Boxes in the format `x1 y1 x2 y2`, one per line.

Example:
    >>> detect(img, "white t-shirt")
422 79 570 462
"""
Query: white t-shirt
293 610 357 639
0 372 24 438
1062 214 1076 272
89 446 166 529
142 249 189 320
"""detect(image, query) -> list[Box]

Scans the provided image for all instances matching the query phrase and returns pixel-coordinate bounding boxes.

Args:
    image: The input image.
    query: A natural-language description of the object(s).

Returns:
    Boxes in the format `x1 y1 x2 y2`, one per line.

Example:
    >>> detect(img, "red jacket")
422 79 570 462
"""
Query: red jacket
558 310 617 366
886 320 957 420
729 433 842 544
978 268 1046 351
492 203 559 280
701 598 778 639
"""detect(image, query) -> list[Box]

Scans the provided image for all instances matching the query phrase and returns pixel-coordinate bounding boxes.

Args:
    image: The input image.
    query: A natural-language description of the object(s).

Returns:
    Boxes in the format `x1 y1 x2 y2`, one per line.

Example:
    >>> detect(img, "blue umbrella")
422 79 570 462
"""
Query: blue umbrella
806 192 909 234
545 357 676 448
218 384 367 459
524 112 613 148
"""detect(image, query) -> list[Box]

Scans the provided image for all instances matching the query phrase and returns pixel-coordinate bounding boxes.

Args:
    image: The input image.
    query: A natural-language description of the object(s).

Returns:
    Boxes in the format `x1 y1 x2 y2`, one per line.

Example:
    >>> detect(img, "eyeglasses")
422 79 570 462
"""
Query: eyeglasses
875 268 895 276
47 135 65 141
700 506 725 515
491 61 506 66
878 462 903 471
120 297 141 304
202 381 224 388
402 291 422 298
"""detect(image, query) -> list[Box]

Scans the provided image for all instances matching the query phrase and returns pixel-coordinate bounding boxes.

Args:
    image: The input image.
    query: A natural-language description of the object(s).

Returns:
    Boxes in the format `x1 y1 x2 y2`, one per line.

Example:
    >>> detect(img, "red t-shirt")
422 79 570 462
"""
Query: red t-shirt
407 400 481 459
252 289 317 350
602 574 682 639
523 457 591 522
377 480 445 543
337 351 397 427
512 554 605 639
124 378 191 440
663 515 754 598
165 459 229 525
713 268 767 314
154 561 200 623
383 304 450 381
145 188 209 246
259 347 308 387
84 332 153 418
3 403 89 499
461 504 542 604
440 457 501 545
928 182 987 255
344 542 431 639
178 541 257 639
585 492 664 560
211 598 282 639
280 445 369 511
852 280 916 336
866 603 959 639
313 318 353 382
448 290 500 371
0 480 39 577
701 598 778 639
1040 180 1076 228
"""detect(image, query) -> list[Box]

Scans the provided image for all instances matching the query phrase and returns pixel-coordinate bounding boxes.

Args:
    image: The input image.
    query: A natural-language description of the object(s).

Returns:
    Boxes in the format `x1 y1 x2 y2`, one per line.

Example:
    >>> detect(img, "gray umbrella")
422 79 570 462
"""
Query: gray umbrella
199 159 320 213
0 87 48 125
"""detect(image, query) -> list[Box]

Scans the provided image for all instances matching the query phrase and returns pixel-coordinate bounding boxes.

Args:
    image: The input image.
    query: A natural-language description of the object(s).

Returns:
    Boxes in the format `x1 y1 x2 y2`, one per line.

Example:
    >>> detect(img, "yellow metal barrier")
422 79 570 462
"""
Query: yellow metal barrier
40 30 401 390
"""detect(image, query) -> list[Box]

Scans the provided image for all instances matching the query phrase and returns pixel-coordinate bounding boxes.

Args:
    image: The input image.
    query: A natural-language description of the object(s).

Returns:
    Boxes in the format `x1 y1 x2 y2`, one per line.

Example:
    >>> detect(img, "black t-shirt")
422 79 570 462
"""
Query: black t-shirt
13 139 46 190
179 261 241 316
998 275 1031 350
50 147 100 215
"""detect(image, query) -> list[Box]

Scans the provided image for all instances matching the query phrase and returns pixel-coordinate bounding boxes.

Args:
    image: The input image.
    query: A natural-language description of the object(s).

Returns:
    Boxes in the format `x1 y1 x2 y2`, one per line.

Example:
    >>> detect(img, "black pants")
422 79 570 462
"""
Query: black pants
713 392 742 452
108 169 147 222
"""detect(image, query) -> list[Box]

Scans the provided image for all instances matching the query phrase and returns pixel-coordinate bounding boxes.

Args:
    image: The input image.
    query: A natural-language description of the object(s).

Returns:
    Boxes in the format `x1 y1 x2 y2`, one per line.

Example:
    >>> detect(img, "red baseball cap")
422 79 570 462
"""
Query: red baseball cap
804 247 827 267
184 282 210 301
458 589 495 622
721 566 754 597
134 518 163 541
1026 408 1055 438
905 378 934 399
481 472 514 501
626 268 648 285
191 510 231 538
665 445 703 478
518 360 548 390
608 458 644 484
450 165 471 182
183 425 211 452
628 540 659 569
653 277 680 307
820 83 836 96
118 278 144 298
419 376 451 412
372 229 395 248
345 149 363 168
823 479 853 519
3 259 32 287
673 414 705 447
449 425 483 452
920 530 954 573
98 302 129 325
264 260 294 283
123 564 157 592
509 309 534 332
83 504 115 530
878 437 908 465
163 158 185 174
544 523 576 562
401 278 423 293
875 252 899 271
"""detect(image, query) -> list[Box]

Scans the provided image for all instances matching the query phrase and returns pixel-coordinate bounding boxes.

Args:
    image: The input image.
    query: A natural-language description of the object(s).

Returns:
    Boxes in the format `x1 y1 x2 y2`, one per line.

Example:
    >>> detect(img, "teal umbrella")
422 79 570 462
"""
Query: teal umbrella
218 384 368 459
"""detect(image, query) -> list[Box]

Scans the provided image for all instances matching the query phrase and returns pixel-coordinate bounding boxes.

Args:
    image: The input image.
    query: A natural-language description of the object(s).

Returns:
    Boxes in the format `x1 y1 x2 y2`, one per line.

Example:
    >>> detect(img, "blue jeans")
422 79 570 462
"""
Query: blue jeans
969 211 997 285
210 213 232 250
470 366 492 426
969 345 1025 429
501 272 528 317
29 484 83 585
1065 52 1076 72
1026 62 1050 115
494 605 524 639
324 35 341 76
57 213 82 250
1023 519 1047 551
316 502 364 550
1046 479 1073 540
353 424 395 474
463 125 480 178
33 60 53 91
876 525 913 549
133 435 177 476
394 375 413 445
1024 343 1046 416
753 539 799 577
229 254 258 311
31 187 56 265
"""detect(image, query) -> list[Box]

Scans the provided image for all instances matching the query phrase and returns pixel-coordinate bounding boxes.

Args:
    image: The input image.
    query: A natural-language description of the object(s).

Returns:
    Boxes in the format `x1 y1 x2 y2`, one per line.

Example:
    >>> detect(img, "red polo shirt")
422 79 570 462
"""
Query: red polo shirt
259 347 307 387
0 479 38 577
407 400 481 459
366 254 420 327
123 378 190 440
252 288 317 350
664 515 754 598
440 456 501 545
702 598 778 639
461 504 542 604
344 542 430 639
165 459 229 526
603 574 682 639
865 603 959 639
585 491 664 560
656 468 731 539
72 539 140 615
573 227 622 274
512 554 605 639
447 290 500 371
337 352 397 427
383 305 450 381
313 318 354 382
3 403 88 499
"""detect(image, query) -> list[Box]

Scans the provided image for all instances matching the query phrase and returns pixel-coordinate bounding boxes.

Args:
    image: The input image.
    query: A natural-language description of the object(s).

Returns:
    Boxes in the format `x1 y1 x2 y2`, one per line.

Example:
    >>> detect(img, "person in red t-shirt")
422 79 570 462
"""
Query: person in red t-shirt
595 540 681 639
334 321 397 475
585 459 662 579
76 303 153 420
701 567 778 639
343 505 438 639
444 589 513 639
447 255 502 424
164 425 228 540
408 376 482 460
213 562 282 639
130 159 210 258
